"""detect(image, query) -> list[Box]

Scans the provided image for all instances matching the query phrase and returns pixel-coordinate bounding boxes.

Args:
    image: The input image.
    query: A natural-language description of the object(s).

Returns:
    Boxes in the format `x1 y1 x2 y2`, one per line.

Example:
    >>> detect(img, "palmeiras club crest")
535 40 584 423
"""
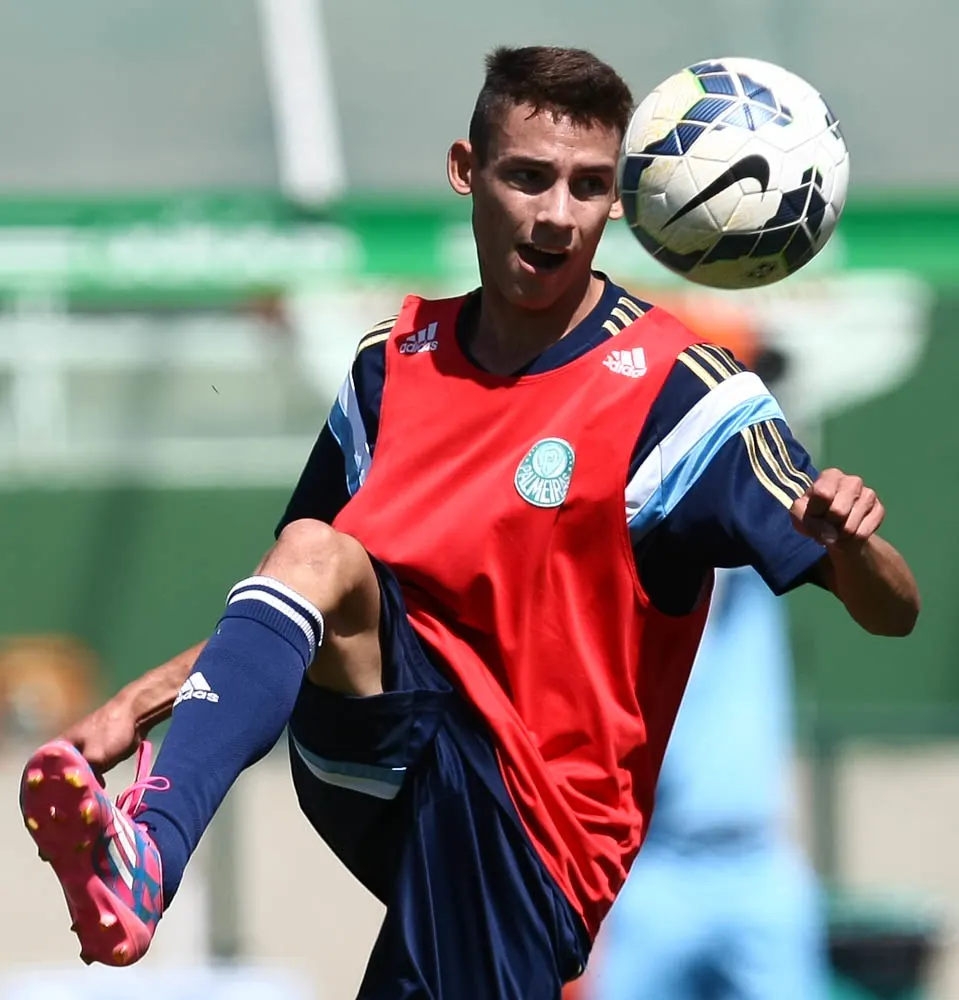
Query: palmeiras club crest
514 437 576 508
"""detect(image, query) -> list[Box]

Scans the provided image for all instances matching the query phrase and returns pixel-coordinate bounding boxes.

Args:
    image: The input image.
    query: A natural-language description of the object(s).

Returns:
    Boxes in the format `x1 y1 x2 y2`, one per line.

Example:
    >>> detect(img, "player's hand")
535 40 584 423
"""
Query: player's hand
790 467 885 547
58 696 142 784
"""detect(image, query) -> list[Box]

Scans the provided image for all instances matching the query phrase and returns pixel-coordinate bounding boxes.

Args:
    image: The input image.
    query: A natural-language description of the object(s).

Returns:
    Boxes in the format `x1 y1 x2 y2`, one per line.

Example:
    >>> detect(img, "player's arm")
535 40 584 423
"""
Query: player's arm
62 325 391 776
790 469 919 635
631 343 918 635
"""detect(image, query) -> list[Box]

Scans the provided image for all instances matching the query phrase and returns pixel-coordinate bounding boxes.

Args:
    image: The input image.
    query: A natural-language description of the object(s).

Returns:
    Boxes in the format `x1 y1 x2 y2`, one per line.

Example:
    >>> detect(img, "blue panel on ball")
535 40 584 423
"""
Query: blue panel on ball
620 154 651 193
748 103 777 129
621 190 639 224
700 74 737 95
644 130 683 156
782 187 811 219
701 231 763 264
783 228 814 270
722 103 754 130
689 61 727 76
780 104 793 120
766 189 804 224
676 123 706 152
806 188 827 237
739 76 776 109
632 225 704 274
685 97 735 124
753 224 800 256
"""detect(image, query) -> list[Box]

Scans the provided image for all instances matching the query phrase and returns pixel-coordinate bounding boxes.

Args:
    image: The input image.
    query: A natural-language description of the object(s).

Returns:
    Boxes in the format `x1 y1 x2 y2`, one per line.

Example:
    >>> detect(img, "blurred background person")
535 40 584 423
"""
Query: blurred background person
583 563 829 1000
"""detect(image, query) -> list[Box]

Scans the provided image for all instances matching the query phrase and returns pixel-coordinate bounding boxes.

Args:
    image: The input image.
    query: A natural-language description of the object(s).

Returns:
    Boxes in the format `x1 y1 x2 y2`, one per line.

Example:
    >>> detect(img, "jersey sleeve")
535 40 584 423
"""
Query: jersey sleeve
275 322 390 536
629 343 826 601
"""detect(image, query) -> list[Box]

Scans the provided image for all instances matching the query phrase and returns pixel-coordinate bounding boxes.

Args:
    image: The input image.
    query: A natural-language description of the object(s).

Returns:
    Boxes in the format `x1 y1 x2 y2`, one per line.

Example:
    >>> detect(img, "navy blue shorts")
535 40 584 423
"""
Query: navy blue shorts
288 558 590 999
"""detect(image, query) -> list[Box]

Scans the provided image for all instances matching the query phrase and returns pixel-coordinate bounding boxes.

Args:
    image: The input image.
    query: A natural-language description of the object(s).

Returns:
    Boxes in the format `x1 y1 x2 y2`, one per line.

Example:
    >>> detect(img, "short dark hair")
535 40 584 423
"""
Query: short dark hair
469 46 634 163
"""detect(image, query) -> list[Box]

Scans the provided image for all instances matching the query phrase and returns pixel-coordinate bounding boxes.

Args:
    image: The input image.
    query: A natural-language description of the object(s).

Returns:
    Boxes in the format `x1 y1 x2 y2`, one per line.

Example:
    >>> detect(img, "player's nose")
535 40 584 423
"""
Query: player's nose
534 183 575 236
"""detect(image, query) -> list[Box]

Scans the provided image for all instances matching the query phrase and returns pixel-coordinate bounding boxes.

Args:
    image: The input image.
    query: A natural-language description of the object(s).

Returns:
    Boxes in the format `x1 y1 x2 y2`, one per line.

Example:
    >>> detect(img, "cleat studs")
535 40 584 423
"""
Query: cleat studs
99 913 118 929
64 769 85 789
112 944 128 964
26 770 44 788
49 806 58 820
26 816 39 831
70 922 79 933
80 802 96 825
80 951 93 966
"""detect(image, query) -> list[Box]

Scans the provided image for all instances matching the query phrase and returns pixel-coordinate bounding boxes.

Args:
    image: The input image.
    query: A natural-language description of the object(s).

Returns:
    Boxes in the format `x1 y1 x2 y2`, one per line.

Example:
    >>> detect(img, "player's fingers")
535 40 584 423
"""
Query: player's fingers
842 486 877 536
853 498 885 541
805 468 843 517
827 475 864 525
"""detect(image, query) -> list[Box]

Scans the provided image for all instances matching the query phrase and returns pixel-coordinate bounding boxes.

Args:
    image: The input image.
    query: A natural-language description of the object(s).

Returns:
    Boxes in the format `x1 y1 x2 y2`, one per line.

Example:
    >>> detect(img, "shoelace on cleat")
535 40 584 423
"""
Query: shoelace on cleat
114 741 170 828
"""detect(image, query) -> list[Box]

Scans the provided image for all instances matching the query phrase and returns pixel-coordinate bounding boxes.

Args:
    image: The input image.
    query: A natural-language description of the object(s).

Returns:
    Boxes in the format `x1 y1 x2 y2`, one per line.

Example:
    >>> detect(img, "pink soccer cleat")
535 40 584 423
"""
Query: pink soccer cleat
19 739 168 966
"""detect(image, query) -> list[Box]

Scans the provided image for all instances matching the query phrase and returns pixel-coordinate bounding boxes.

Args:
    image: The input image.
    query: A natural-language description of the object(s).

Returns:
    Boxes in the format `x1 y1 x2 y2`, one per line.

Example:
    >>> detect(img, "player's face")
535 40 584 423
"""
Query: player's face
448 104 623 310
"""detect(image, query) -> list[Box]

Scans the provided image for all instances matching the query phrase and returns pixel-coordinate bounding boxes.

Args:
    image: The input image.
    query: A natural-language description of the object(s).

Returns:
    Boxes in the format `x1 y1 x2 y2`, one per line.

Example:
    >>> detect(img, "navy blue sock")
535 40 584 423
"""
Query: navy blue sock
137 576 324 905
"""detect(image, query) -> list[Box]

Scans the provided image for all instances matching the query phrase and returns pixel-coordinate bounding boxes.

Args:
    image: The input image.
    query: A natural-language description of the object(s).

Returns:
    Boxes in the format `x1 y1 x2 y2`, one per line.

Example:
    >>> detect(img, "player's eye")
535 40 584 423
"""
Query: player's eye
506 168 549 192
574 175 612 198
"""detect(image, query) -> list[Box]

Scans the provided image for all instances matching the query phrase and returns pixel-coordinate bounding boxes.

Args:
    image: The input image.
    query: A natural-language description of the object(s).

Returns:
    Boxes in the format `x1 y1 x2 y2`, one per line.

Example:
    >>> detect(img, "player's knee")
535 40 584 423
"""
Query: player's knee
263 519 377 623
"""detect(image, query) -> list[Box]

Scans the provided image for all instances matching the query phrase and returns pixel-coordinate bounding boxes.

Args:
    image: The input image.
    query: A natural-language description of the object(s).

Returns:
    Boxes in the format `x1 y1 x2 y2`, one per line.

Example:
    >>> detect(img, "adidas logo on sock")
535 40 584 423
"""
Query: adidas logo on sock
173 671 220 708
603 347 647 378
399 322 438 354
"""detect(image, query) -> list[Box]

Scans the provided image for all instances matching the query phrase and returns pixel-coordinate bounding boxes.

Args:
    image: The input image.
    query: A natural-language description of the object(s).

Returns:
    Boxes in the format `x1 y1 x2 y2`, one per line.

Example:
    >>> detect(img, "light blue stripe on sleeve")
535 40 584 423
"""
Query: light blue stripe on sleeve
628 394 784 540
326 373 372 497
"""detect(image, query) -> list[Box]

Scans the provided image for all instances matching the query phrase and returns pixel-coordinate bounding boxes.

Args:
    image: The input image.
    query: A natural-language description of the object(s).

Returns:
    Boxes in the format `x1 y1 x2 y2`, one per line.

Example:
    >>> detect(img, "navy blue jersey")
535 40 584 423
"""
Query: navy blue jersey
279 278 825 614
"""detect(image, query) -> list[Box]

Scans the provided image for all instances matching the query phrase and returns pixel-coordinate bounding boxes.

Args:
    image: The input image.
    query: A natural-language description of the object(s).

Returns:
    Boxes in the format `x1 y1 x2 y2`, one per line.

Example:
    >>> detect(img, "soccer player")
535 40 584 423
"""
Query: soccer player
19 46 918 999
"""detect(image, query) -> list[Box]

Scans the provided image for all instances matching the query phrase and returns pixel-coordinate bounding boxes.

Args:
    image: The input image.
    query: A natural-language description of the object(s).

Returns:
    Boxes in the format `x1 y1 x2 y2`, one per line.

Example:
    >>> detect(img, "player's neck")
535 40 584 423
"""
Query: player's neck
469 272 606 376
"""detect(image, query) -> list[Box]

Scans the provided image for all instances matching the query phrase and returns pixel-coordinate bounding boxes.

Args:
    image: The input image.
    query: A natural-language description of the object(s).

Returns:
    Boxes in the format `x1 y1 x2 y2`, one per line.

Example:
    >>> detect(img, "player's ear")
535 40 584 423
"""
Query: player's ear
608 197 625 222
447 139 473 196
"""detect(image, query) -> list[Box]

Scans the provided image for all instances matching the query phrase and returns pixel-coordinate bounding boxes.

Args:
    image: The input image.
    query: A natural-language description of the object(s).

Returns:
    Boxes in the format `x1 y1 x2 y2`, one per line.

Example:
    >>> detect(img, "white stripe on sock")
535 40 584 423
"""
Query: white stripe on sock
228 589 319 659
227 576 325 645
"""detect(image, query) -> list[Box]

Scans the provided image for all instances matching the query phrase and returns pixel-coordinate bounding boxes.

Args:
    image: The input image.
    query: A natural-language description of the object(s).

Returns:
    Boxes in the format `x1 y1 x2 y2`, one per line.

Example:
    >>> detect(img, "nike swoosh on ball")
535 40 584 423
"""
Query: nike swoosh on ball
665 154 771 227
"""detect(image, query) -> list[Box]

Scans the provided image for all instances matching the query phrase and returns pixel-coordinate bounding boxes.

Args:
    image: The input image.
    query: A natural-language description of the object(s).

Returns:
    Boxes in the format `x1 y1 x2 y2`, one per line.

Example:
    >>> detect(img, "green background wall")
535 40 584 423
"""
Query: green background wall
789 290 959 737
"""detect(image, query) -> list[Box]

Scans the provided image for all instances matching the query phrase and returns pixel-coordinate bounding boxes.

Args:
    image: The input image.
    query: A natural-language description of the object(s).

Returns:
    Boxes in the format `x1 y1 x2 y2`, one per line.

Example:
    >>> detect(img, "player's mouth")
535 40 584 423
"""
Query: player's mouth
516 243 569 274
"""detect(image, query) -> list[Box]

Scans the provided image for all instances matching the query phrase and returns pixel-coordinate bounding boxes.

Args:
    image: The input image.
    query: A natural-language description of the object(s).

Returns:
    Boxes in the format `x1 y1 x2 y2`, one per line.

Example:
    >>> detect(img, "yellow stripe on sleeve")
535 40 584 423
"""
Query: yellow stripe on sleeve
677 350 719 388
766 420 814 492
741 425 795 508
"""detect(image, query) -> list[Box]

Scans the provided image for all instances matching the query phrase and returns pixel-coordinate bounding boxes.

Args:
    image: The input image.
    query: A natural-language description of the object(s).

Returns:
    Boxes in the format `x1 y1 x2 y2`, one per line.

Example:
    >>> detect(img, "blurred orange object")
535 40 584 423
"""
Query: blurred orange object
0 634 100 742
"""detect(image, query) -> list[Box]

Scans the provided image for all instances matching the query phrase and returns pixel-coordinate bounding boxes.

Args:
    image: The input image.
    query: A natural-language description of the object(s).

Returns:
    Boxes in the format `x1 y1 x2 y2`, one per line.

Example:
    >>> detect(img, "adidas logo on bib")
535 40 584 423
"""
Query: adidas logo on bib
603 347 647 378
400 322 438 354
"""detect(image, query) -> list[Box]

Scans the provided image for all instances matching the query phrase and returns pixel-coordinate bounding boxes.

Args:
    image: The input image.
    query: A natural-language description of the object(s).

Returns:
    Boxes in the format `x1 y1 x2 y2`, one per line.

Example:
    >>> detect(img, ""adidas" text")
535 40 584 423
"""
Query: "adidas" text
399 322 439 354
174 671 220 707
603 347 647 379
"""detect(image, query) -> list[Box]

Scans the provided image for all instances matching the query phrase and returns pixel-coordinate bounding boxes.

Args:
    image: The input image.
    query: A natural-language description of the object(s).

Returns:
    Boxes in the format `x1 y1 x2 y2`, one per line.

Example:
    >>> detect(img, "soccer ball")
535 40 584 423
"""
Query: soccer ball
618 57 849 289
